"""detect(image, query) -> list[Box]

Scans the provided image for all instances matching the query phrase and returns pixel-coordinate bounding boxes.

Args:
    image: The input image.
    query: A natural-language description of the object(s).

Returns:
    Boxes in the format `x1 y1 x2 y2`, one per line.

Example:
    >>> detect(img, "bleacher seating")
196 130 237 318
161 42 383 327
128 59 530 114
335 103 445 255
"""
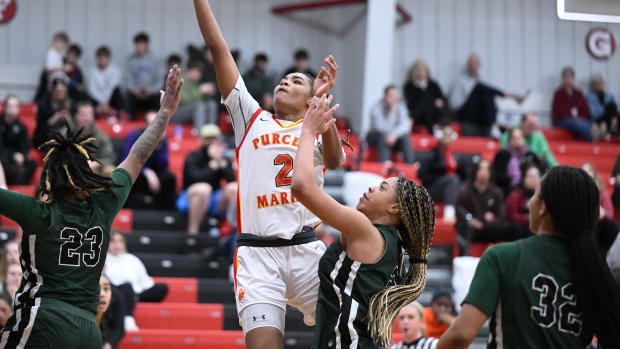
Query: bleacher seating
1 102 618 348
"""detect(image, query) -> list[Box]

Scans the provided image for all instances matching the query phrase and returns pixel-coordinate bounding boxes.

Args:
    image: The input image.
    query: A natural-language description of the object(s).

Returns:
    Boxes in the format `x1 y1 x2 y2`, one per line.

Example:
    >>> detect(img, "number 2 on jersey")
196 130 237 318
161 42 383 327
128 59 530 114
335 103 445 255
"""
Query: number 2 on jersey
274 154 293 187
59 227 103 267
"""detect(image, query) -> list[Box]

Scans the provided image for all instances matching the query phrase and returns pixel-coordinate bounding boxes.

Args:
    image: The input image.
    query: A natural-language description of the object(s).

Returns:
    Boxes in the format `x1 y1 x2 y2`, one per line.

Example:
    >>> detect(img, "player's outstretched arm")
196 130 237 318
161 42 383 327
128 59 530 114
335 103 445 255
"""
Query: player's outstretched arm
314 56 344 170
436 304 487 349
193 0 239 99
118 65 184 183
292 95 383 249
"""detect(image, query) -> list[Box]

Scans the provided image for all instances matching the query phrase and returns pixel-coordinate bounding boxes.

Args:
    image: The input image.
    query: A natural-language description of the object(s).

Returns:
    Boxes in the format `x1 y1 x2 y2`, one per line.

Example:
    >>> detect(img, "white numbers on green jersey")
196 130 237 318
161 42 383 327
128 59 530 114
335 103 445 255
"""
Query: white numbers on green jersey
531 273 582 336
58 227 103 267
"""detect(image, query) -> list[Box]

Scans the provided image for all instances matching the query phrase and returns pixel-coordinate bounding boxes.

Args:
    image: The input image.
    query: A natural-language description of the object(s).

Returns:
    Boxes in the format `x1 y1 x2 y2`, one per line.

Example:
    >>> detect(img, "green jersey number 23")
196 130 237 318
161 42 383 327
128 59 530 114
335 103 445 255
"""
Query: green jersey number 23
58 227 103 267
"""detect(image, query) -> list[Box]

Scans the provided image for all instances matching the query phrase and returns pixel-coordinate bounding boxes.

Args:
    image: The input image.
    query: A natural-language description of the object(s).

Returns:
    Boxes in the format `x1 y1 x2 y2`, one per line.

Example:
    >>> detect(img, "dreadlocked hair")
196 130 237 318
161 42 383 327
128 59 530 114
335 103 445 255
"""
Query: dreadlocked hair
367 177 436 347
38 121 120 204
540 166 620 348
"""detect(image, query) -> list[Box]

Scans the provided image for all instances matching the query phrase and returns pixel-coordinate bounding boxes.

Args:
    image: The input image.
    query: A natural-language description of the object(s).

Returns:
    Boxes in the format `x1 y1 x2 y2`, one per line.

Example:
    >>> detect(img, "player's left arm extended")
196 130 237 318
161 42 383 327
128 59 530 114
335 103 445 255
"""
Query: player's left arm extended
436 304 488 349
313 56 343 170
118 66 184 183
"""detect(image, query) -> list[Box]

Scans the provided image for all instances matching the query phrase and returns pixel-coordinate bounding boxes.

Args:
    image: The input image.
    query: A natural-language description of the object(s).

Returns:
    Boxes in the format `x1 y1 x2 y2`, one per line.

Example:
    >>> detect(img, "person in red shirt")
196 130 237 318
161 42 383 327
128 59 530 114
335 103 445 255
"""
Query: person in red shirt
423 289 455 339
551 67 600 142
419 122 460 221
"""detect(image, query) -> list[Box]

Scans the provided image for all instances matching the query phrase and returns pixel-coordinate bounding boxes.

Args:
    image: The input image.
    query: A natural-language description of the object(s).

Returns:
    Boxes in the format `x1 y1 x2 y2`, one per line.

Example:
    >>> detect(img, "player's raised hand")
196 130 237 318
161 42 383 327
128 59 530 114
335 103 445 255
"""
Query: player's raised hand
304 94 339 136
160 65 185 118
313 55 339 97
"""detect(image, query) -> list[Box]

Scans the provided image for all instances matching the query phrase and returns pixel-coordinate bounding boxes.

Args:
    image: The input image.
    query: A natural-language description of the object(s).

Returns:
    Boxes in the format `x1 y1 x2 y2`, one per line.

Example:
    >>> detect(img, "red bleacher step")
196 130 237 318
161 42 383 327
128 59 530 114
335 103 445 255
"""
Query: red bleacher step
134 303 223 330
112 209 133 232
119 329 245 349
152 277 198 303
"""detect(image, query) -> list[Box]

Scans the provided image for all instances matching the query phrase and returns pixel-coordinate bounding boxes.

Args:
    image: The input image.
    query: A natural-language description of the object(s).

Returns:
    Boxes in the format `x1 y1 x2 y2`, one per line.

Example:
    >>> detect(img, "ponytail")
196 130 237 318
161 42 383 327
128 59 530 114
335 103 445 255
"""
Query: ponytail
367 177 436 347
541 166 620 347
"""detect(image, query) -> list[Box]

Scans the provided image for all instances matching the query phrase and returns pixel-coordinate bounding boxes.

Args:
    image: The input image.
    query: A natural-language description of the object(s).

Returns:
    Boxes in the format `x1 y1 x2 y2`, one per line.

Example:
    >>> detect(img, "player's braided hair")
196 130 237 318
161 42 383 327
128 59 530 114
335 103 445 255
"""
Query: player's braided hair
38 121 119 204
367 177 435 347
540 166 620 347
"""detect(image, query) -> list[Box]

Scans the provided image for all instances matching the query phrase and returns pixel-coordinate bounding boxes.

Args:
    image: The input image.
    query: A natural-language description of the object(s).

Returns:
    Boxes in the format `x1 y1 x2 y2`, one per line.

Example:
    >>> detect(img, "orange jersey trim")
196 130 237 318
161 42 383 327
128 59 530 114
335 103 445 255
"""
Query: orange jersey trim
272 115 303 129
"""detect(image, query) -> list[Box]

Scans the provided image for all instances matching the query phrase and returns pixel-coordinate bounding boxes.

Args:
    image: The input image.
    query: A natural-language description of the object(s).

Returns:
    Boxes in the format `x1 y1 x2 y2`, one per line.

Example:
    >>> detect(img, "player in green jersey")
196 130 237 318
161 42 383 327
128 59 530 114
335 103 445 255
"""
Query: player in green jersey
0 66 184 349
291 95 436 348
438 166 620 349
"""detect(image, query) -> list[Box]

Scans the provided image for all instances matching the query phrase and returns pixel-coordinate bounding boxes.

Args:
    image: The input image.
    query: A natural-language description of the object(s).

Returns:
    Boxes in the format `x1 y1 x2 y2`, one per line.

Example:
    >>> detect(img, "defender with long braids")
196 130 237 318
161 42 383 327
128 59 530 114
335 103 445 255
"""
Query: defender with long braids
438 166 620 348
291 95 436 348
0 66 183 348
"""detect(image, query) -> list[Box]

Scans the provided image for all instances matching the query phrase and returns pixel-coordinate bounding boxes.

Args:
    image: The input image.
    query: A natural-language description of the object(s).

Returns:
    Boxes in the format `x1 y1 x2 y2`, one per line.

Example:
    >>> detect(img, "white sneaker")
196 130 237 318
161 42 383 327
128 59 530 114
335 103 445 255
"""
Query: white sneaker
124 316 139 332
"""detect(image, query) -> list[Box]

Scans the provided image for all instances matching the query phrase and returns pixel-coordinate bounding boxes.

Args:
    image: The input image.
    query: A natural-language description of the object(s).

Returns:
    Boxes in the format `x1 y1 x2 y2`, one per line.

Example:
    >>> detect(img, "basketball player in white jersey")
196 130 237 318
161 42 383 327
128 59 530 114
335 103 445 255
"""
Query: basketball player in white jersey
192 1 345 348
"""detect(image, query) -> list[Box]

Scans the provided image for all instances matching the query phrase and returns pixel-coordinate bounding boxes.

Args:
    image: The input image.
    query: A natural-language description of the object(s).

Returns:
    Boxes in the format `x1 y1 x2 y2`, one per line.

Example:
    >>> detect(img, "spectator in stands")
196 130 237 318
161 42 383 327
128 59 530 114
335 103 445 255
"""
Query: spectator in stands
88 46 126 118
33 75 72 148
243 53 275 112
172 61 219 131
198 47 220 112
552 67 599 142
581 162 619 257
420 122 460 221
424 289 455 339
367 85 414 164
500 113 558 167
282 48 316 78
63 43 86 99
613 153 620 215
0 241 19 293
449 53 525 137
391 301 438 349
45 32 69 74
403 60 446 133
586 74 619 142
455 159 506 242
164 54 182 88
122 110 177 210
0 291 11 328
125 32 161 119
0 95 37 185
65 101 116 176
34 32 71 103
106 231 169 332
179 124 237 235
504 128 529 189
3 262 21 302
97 274 126 349
505 162 540 236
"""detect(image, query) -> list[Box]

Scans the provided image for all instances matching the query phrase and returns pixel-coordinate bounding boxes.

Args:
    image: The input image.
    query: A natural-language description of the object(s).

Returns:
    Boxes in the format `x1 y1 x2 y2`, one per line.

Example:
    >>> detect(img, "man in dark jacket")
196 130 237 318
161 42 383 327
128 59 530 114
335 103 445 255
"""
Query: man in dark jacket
420 123 460 221
179 124 237 235
0 96 36 185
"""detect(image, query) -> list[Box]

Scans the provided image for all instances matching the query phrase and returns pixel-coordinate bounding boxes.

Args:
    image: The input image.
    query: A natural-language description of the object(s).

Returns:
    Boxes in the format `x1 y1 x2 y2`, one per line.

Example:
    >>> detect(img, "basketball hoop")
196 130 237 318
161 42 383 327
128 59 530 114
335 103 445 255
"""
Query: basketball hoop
272 0 412 37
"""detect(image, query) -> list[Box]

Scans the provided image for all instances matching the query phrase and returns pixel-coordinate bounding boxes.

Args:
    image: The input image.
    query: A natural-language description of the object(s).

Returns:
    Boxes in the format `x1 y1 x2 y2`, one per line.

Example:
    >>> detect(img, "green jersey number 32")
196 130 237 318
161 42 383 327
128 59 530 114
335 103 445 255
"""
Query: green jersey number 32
59 227 103 267
530 273 582 336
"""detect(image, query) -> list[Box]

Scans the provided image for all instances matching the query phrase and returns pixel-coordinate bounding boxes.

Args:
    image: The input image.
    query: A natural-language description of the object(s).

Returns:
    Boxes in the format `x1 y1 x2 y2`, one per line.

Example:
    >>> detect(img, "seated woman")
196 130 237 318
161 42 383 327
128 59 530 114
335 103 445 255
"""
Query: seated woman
291 94 436 348
105 231 169 331
505 162 541 237
504 128 529 189
97 275 126 349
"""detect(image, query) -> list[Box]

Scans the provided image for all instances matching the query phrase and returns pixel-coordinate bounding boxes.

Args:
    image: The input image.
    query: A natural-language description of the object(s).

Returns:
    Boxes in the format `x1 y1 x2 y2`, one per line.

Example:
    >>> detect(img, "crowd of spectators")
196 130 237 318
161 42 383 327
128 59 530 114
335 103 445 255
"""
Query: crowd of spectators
1 31 619 262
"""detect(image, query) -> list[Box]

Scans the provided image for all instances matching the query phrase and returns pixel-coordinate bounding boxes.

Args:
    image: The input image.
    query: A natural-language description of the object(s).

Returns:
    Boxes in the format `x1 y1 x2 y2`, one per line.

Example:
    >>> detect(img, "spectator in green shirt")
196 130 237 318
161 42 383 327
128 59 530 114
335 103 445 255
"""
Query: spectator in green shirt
172 60 219 131
500 113 557 167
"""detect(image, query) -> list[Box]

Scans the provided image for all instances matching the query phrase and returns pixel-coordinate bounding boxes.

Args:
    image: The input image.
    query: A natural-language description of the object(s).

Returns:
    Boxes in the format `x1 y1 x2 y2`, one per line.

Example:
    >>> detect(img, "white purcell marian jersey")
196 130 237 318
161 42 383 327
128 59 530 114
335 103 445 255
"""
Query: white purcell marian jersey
223 76 344 239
